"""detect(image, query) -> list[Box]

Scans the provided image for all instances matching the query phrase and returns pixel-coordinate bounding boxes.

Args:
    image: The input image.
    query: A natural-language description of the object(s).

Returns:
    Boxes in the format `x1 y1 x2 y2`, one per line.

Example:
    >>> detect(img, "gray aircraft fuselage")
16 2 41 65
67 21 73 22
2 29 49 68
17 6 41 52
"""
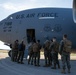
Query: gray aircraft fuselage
0 8 76 48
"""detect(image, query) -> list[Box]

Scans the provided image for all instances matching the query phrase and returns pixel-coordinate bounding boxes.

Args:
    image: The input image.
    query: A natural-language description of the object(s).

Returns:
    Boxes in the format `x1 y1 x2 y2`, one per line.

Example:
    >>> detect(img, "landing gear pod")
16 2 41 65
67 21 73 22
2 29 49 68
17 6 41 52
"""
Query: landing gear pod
73 0 76 23
8 50 12 57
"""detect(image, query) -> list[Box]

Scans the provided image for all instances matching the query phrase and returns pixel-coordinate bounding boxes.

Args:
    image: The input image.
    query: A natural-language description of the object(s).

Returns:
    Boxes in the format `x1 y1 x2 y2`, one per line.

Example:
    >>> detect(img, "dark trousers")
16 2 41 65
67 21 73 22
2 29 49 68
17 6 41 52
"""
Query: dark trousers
28 52 33 64
52 53 60 67
37 51 40 65
44 51 50 65
11 50 18 61
17 51 24 62
61 53 71 69
49 52 52 65
33 52 38 65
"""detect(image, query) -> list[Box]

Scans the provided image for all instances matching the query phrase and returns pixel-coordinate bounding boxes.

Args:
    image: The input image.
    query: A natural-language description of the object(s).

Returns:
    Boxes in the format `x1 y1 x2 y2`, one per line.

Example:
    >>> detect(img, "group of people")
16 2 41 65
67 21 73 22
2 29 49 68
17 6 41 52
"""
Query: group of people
10 34 72 74
43 34 72 74
11 40 25 64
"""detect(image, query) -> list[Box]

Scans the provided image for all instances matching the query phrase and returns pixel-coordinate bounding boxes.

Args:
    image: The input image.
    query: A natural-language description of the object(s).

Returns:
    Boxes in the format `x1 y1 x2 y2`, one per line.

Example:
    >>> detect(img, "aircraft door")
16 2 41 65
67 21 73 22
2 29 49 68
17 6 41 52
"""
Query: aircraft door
26 29 35 43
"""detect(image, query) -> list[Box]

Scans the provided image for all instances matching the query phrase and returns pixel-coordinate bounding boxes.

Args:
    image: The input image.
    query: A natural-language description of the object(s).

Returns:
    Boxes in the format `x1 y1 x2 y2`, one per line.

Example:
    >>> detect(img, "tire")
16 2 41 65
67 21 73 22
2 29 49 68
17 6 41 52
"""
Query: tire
8 50 12 57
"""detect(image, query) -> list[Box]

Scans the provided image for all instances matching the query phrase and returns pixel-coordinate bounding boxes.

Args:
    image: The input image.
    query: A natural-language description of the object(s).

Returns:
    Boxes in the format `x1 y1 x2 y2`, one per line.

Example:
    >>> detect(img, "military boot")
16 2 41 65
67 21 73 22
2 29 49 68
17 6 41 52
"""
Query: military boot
43 64 48 67
28 61 30 65
58 64 60 69
51 63 56 69
61 69 66 74
68 68 71 73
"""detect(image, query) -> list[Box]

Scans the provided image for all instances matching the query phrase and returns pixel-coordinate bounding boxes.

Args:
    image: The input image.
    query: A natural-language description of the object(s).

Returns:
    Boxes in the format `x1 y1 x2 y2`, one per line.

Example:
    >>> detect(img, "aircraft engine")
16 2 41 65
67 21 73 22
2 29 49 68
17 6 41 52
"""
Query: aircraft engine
73 0 76 23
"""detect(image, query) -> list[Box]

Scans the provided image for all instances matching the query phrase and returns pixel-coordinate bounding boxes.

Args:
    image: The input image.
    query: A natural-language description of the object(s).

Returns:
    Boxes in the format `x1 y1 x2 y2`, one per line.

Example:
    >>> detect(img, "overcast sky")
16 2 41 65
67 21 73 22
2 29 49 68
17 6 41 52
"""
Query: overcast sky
0 0 73 21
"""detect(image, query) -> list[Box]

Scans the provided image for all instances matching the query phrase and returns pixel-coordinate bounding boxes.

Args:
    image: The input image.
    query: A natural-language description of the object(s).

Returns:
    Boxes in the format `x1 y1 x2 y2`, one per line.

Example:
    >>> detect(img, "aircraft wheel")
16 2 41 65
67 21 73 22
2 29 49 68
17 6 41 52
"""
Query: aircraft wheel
8 50 12 57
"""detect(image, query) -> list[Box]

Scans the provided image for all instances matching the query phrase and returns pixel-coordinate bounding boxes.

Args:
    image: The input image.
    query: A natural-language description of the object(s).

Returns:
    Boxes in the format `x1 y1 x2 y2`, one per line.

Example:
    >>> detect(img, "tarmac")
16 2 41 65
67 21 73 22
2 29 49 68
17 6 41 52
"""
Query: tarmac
0 52 76 75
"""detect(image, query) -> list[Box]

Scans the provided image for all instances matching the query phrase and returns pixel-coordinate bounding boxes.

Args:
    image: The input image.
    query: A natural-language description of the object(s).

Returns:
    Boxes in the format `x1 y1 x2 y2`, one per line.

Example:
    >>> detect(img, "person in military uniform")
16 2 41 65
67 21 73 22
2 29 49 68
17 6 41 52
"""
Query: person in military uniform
17 41 25 64
11 40 19 62
36 40 42 66
43 39 50 67
32 41 39 66
59 34 71 73
49 37 60 69
49 39 53 66
28 41 34 65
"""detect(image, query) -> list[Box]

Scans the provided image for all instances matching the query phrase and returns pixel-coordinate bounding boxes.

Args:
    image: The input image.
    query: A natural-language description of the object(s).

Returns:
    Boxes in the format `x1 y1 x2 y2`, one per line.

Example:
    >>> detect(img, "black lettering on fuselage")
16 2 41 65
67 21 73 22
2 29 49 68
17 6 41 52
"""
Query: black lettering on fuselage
16 14 25 19
16 15 21 19
15 12 58 19
37 13 58 17
21 14 25 19
26 13 35 18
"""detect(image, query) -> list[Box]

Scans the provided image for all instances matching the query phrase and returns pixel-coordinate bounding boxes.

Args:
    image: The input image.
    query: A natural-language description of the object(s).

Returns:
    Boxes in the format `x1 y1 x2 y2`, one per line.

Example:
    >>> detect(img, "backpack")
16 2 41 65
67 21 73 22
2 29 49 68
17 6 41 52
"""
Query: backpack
44 40 50 49
33 43 38 52
54 42 59 52
63 40 72 52
28 45 33 53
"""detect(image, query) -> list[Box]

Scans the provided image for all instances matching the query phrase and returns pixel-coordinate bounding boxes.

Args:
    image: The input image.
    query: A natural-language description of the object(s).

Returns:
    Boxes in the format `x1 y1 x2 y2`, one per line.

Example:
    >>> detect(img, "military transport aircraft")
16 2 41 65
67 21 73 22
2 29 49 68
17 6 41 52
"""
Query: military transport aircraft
0 0 76 55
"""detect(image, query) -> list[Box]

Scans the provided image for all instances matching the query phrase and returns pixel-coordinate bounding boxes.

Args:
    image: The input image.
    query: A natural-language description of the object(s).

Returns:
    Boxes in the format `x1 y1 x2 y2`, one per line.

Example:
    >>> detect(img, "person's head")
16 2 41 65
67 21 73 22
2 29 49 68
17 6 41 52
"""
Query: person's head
50 39 53 42
33 40 36 43
15 40 19 43
37 40 40 43
63 34 67 40
53 37 56 42
21 41 24 44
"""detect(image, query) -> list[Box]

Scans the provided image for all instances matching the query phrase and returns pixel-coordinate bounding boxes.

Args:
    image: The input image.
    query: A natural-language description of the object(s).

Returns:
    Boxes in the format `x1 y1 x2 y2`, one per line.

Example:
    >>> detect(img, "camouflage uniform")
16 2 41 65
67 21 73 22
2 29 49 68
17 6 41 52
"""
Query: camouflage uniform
59 40 71 73
17 41 25 64
11 40 19 62
49 41 60 69
36 40 41 66
28 42 34 65
43 40 50 66
32 43 38 66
